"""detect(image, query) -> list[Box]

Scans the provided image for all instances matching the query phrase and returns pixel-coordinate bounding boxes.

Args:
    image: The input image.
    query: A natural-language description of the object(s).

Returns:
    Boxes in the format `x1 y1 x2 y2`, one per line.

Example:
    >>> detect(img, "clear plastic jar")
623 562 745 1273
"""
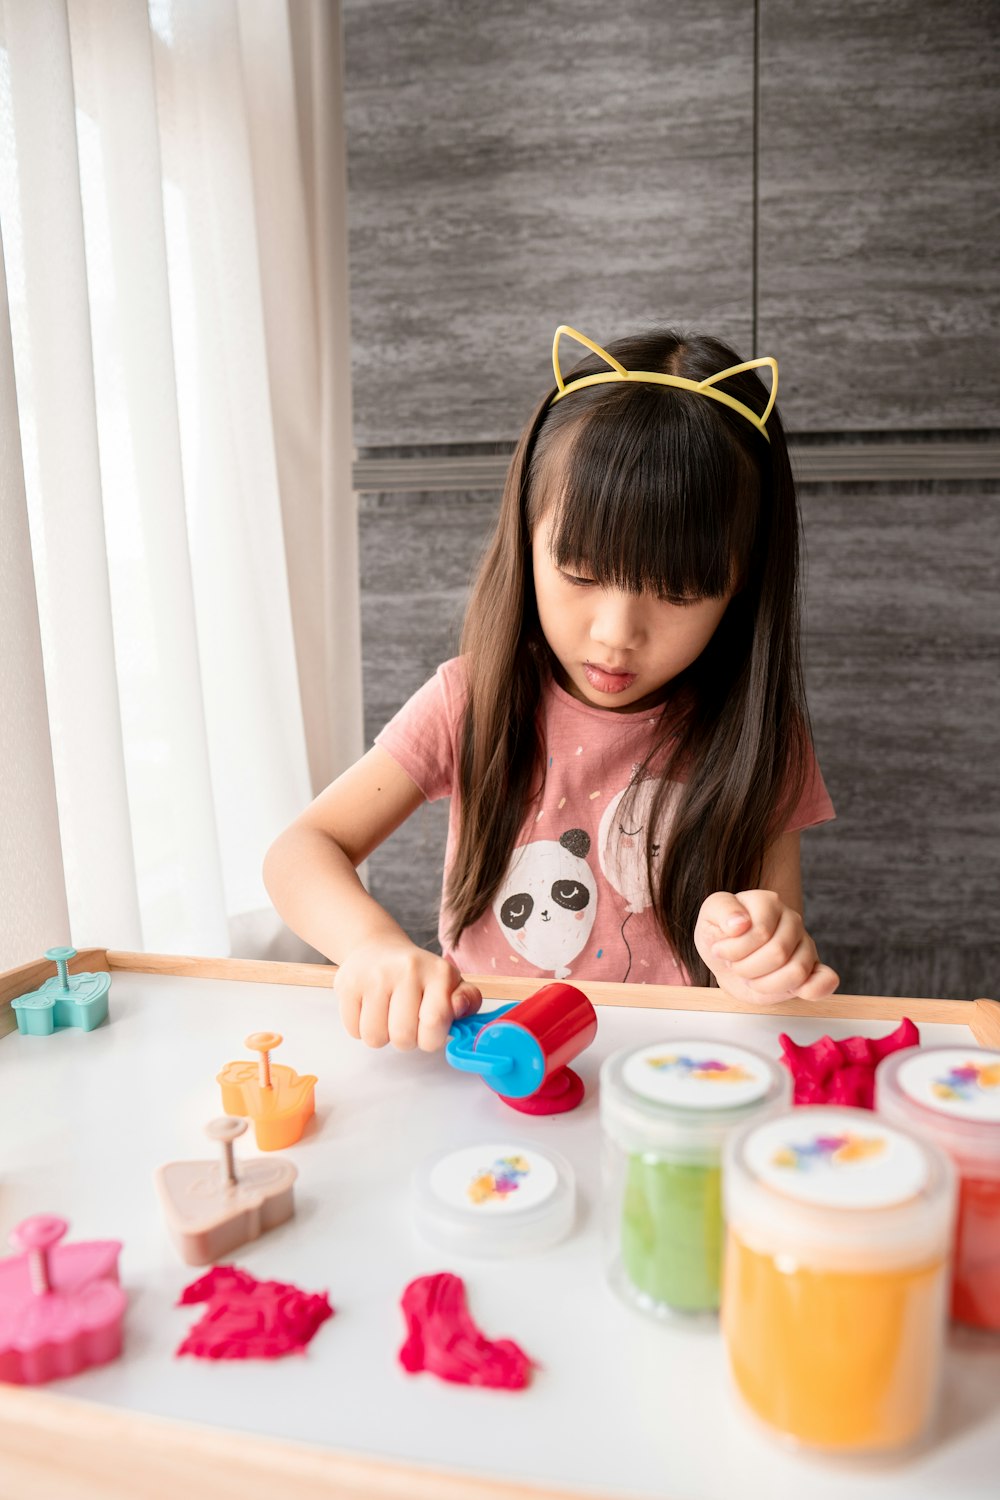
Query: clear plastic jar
600 1040 788 1317
411 1141 576 1258
876 1045 1000 1332
723 1106 956 1453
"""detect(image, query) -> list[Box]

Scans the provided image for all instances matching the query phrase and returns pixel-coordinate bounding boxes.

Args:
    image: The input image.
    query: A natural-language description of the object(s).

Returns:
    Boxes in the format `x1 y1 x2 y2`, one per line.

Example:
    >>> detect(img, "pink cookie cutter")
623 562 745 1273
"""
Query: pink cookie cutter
0 1215 126 1384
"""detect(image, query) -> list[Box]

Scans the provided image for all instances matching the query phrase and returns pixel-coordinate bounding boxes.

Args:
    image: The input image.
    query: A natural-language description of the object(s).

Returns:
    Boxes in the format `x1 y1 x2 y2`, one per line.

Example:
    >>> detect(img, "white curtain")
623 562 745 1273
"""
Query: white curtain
0 0 361 969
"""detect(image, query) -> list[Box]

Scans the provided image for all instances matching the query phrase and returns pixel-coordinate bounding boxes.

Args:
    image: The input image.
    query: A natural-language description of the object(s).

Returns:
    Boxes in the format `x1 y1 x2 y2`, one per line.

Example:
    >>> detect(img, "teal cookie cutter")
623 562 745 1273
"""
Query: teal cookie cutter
12 948 111 1036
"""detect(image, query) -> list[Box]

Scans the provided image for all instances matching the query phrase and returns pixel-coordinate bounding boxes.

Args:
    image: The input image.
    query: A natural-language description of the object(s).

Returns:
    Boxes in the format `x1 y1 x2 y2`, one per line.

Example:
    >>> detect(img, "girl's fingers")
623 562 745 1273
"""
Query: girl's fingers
718 908 806 982
793 962 841 1002
710 906 791 966
452 981 482 1019
336 984 363 1041
698 891 753 941
417 976 459 1052
358 992 391 1048
734 933 820 997
387 980 423 1050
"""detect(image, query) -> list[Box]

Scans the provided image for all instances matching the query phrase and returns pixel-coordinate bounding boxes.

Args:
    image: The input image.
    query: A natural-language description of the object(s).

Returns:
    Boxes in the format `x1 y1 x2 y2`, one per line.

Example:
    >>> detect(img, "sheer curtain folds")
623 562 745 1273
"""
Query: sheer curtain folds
0 0 360 968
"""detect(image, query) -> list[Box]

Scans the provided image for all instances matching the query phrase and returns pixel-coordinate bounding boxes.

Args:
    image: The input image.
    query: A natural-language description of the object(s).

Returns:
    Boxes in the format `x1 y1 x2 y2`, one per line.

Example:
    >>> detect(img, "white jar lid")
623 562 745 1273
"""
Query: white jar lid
411 1142 575 1258
725 1106 957 1270
743 1108 929 1209
875 1046 1000 1174
601 1040 789 1160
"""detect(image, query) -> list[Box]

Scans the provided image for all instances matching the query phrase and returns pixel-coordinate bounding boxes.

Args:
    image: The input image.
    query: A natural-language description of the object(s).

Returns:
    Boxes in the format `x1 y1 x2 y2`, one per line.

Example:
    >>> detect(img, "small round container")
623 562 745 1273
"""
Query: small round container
411 1141 575 1258
876 1045 1000 1332
723 1106 956 1454
600 1039 788 1317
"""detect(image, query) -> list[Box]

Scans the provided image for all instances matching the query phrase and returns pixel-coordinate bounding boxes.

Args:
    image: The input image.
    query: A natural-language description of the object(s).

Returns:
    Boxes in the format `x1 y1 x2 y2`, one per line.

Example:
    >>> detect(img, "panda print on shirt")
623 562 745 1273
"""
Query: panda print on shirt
493 828 597 979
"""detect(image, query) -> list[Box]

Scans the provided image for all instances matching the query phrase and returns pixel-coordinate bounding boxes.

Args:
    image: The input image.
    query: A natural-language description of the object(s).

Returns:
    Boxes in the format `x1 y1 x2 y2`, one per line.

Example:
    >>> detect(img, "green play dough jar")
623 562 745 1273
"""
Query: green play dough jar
601 1040 789 1318
623 1155 724 1311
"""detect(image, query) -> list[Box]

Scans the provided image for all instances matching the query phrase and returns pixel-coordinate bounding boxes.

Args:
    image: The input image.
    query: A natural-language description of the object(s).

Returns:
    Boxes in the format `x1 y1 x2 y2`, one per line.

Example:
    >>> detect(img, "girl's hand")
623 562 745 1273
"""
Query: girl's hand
332 938 482 1052
694 890 839 1005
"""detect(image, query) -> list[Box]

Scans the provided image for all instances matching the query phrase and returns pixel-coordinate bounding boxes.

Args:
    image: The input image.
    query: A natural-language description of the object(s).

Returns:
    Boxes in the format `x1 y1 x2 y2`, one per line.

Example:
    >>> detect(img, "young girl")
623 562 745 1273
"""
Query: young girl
264 324 839 1051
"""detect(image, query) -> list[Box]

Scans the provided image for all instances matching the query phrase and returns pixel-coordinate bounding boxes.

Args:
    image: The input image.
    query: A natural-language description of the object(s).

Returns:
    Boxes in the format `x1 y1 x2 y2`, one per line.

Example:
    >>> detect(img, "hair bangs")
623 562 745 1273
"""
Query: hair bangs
529 385 760 600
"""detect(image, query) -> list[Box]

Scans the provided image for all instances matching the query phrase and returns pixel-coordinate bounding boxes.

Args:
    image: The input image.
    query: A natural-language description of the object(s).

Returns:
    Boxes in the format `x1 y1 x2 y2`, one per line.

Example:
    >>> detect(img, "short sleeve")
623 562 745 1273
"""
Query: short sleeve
784 738 836 832
373 657 468 803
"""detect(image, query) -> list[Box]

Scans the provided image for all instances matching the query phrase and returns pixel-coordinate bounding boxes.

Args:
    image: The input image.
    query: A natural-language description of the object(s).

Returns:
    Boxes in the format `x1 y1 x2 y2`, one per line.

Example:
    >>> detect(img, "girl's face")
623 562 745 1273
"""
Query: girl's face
531 511 733 714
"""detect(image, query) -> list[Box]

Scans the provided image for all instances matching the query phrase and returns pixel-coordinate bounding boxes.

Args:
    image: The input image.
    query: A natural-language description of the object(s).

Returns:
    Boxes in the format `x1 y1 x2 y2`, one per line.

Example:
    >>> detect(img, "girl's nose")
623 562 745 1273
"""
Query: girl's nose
590 591 645 651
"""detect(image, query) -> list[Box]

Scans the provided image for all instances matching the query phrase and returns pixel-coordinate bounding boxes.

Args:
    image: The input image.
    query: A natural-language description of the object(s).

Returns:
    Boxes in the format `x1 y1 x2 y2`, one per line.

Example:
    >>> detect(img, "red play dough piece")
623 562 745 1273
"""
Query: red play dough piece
398 1272 534 1390
175 1265 333 1359
779 1018 919 1109
499 1065 585 1115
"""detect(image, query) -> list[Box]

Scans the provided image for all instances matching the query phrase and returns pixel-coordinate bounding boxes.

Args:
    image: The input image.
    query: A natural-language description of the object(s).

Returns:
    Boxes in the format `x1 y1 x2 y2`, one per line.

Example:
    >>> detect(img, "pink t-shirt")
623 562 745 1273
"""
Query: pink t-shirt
375 657 834 987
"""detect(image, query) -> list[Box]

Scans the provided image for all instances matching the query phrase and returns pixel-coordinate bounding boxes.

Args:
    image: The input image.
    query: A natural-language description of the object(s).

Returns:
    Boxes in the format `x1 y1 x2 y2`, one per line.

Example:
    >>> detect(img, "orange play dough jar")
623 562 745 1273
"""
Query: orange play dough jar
876 1046 1000 1332
722 1107 956 1453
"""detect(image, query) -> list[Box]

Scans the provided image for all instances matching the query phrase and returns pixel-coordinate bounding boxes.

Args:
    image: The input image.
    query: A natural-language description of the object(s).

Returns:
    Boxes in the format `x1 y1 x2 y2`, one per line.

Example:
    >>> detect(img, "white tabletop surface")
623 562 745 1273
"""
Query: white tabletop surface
2 970 998 1499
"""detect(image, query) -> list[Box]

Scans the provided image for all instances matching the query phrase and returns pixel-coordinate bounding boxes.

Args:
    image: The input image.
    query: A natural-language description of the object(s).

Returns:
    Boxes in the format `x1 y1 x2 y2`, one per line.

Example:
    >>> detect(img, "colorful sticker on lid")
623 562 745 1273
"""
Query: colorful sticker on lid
622 1041 774 1110
745 1109 929 1209
428 1145 559 1215
896 1048 1000 1124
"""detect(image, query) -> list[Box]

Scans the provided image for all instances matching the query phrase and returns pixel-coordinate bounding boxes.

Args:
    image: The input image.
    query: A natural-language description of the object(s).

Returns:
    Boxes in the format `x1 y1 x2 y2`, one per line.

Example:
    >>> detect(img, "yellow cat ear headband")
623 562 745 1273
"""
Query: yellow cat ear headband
550 324 778 442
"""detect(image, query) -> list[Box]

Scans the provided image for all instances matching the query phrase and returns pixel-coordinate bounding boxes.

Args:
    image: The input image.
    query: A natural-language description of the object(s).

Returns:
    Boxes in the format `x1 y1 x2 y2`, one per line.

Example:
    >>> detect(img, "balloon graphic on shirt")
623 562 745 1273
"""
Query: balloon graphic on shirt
493 828 597 979
598 778 676 914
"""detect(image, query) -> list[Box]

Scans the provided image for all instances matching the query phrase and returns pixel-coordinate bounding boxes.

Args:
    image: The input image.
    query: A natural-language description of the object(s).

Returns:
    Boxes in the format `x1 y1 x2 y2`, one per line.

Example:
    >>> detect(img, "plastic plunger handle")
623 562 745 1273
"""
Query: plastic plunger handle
10 1214 68 1295
245 1031 282 1090
44 947 76 993
205 1115 248 1186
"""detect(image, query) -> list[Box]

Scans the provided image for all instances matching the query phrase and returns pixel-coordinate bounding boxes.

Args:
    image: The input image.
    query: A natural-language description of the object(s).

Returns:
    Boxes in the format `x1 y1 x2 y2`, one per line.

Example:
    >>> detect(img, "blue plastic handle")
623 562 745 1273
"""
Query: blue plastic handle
445 1003 518 1080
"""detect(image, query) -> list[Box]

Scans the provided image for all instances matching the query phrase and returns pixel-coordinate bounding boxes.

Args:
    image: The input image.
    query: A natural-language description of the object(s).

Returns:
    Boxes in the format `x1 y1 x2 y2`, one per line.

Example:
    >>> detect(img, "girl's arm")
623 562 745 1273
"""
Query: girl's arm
692 829 840 1004
758 827 804 913
263 746 481 1050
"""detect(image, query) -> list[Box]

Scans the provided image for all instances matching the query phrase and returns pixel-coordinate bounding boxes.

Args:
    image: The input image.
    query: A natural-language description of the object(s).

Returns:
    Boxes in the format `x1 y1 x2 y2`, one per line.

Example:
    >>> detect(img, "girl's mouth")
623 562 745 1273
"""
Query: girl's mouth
583 663 638 694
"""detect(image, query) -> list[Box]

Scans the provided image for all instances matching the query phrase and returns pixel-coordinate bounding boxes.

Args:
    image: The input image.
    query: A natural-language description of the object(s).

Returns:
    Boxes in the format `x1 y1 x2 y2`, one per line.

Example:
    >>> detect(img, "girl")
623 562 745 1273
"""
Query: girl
264 324 839 1051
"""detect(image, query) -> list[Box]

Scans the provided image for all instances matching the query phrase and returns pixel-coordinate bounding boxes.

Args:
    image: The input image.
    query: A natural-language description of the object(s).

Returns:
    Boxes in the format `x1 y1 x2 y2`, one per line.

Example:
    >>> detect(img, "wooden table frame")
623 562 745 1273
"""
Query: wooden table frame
1 949 997 1500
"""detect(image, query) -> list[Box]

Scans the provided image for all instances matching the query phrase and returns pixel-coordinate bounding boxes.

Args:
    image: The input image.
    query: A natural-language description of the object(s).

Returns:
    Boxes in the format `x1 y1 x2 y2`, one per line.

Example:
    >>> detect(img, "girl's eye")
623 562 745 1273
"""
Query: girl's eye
561 570 596 588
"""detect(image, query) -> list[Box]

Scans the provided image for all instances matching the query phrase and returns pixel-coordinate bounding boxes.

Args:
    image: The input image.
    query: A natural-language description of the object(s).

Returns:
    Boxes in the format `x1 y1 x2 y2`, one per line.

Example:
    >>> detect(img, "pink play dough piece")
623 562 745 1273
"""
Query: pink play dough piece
175 1264 333 1359
0 1215 125 1384
398 1272 535 1390
779 1017 920 1108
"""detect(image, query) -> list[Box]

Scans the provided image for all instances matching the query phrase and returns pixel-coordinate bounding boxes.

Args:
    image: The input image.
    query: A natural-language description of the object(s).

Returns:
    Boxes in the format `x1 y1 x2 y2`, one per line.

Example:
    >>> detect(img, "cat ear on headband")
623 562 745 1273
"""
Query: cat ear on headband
549 324 778 441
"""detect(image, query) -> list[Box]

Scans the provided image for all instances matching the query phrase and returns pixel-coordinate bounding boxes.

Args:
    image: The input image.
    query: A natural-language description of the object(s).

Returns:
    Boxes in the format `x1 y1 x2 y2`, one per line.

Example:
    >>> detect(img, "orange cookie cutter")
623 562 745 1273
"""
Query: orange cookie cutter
217 1031 316 1150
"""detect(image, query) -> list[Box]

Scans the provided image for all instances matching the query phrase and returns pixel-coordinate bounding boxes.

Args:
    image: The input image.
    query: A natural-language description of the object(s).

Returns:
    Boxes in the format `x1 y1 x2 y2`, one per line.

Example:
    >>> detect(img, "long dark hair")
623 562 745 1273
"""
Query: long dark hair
445 329 810 985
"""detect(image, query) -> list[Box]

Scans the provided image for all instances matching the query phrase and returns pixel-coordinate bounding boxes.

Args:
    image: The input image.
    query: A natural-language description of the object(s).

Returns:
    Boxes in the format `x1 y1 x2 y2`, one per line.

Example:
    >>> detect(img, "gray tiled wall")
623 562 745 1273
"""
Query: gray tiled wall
797 477 999 997
757 0 1000 430
343 0 755 446
345 2 999 1000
